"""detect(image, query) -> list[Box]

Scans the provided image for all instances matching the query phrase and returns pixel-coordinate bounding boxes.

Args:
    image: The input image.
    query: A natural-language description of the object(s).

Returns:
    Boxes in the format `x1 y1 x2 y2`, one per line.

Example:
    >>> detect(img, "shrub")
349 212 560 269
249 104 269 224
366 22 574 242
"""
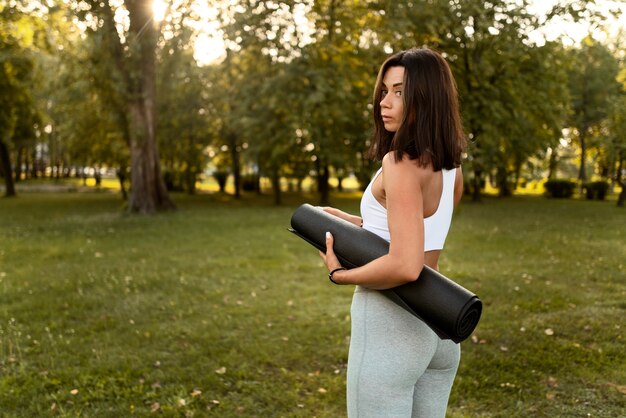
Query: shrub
544 179 576 198
213 171 229 193
583 181 609 200
242 174 258 192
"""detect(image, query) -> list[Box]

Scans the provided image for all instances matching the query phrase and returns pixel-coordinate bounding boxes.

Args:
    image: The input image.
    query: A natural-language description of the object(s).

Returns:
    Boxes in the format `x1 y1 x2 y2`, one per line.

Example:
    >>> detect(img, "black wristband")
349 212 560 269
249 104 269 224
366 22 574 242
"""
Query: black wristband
329 267 347 284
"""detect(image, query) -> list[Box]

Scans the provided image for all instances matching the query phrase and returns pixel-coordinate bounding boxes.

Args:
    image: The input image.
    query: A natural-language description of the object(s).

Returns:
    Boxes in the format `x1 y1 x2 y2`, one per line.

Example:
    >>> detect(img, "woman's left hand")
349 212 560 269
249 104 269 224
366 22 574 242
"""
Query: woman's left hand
319 232 342 272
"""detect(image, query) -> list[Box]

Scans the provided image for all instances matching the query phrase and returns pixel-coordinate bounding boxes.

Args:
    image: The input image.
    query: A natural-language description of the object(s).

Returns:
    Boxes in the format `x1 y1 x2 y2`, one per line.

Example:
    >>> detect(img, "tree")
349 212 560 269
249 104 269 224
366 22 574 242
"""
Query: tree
567 38 621 184
0 6 37 197
158 27 213 194
377 0 611 200
82 0 175 213
217 0 378 205
606 84 626 207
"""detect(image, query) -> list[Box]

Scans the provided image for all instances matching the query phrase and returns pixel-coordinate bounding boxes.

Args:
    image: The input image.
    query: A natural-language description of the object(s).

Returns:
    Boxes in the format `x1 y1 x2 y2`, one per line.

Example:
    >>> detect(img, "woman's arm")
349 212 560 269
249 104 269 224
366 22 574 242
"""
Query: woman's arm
320 154 425 290
454 166 463 208
321 207 362 227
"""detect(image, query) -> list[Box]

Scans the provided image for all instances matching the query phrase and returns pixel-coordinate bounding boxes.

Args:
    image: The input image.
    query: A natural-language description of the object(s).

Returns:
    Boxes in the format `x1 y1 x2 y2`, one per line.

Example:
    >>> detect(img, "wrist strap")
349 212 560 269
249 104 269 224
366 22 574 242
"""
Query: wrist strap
329 267 347 284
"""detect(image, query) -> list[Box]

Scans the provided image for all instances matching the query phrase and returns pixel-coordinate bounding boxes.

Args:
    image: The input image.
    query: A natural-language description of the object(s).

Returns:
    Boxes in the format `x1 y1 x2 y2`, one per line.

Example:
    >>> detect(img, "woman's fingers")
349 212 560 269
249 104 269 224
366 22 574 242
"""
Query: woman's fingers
325 232 341 269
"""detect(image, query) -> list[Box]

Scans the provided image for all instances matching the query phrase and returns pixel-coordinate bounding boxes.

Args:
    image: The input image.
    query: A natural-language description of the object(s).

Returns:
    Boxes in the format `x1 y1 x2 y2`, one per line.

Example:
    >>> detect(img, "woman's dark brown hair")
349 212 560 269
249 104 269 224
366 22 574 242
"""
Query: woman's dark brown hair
368 47 466 171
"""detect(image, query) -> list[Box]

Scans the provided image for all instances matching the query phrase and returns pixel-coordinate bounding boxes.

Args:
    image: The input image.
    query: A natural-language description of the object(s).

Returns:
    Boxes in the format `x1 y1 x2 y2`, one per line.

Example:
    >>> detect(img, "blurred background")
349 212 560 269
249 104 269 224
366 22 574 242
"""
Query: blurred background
1 0 625 210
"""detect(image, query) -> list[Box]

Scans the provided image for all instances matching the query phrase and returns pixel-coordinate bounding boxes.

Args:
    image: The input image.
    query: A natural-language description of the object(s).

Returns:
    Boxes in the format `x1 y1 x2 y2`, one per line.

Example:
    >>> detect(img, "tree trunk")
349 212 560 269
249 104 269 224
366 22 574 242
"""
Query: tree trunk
578 125 588 182
228 132 241 199
117 167 128 200
185 166 196 195
472 167 482 202
337 176 344 192
0 139 16 197
23 150 30 180
127 104 174 212
125 0 175 213
316 159 330 206
255 156 263 195
617 156 625 208
30 146 37 178
547 147 558 180
497 165 511 197
14 145 23 183
271 167 281 206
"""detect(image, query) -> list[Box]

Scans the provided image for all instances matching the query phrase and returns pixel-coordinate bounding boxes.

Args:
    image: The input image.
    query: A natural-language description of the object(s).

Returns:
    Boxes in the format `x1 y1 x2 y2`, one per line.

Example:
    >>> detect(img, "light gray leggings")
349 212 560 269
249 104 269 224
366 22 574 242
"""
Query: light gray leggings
347 286 461 418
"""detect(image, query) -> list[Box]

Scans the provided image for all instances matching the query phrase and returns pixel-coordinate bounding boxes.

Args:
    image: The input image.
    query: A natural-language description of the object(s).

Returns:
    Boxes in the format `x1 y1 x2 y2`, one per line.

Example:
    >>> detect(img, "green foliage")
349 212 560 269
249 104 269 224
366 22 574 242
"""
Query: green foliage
583 181 609 200
0 193 625 416
5 0 626 204
157 40 213 194
544 179 576 198
567 38 622 182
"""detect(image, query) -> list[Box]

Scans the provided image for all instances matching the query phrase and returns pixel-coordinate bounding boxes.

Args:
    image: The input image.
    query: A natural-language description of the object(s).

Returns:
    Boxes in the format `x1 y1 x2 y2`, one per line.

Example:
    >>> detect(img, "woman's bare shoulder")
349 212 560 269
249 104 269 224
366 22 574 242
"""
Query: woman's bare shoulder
382 152 433 181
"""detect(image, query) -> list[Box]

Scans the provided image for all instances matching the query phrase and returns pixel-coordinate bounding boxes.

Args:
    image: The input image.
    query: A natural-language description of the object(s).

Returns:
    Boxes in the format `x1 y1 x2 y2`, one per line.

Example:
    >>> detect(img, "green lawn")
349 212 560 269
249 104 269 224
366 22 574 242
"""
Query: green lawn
0 191 624 417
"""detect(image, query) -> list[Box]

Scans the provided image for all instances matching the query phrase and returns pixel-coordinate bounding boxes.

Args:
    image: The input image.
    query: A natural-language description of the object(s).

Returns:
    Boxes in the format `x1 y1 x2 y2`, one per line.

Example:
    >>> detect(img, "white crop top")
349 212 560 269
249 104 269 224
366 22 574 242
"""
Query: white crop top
360 167 456 251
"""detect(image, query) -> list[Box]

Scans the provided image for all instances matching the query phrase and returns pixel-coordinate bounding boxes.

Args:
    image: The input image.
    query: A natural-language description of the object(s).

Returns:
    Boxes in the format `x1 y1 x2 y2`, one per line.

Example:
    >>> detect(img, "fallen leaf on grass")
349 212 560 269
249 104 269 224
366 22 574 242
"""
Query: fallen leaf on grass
215 367 227 375
150 402 160 412
546 392 556 400
318 388 327 394
70 389 78 395
191 389 202 397
546 376 558 388
177 398 186 407
499 346 508 352
544 328 554 336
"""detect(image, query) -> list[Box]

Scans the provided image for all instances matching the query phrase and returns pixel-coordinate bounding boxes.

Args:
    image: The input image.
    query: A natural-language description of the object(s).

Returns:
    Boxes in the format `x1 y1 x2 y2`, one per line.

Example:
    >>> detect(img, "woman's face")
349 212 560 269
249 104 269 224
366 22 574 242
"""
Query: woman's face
380 66 405 133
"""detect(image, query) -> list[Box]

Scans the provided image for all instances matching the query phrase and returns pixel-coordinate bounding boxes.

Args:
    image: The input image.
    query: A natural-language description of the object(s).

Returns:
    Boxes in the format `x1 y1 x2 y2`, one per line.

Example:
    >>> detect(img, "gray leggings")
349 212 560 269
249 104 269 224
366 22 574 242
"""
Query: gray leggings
347 286 461 418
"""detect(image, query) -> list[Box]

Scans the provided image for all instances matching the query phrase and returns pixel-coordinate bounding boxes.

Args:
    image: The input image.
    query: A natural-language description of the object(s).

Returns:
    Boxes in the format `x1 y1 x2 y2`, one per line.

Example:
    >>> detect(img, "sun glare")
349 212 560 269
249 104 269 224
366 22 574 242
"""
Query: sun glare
528 0 626 46
190 2 226 65
152 0 166 22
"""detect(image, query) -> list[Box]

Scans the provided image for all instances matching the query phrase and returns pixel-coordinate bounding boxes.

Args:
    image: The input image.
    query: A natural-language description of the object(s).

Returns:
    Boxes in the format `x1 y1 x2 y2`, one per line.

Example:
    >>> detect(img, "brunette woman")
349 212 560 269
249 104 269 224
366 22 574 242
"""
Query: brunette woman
320 47 466 417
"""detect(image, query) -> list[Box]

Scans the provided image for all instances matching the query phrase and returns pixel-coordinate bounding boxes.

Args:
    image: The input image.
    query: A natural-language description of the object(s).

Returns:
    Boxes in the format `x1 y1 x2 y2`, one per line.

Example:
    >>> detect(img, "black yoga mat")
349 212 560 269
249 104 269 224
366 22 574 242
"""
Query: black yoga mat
289 203 482 343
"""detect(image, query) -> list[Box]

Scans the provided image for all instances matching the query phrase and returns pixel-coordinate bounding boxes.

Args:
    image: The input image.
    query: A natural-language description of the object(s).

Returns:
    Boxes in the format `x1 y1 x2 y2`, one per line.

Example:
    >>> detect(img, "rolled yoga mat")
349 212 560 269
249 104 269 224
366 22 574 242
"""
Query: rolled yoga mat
289 203 482 343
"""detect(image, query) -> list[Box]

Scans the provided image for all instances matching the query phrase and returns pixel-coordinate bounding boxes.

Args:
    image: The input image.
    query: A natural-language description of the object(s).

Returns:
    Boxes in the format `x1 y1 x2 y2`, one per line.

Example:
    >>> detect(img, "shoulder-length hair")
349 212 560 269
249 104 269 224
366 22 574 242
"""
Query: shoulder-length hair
367 47 466 171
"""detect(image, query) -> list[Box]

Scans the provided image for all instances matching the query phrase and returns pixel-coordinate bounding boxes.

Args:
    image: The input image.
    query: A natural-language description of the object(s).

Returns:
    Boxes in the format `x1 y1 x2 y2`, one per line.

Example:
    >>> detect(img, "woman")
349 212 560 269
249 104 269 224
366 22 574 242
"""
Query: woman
320 47 466 417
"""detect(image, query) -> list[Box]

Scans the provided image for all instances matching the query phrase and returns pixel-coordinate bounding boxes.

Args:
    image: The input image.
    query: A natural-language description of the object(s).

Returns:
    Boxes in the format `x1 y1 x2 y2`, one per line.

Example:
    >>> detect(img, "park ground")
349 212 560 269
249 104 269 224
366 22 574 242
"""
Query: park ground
0 188 624 417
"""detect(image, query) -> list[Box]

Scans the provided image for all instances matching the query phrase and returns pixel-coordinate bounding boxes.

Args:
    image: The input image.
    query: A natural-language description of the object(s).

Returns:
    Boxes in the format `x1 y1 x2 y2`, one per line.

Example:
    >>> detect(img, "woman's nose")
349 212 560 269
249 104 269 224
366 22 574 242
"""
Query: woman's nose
380 95 390 108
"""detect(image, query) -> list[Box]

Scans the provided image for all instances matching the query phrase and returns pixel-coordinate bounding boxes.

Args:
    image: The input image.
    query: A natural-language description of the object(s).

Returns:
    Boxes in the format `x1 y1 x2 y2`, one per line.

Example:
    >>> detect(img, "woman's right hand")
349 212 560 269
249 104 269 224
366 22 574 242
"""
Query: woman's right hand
321 207 362 227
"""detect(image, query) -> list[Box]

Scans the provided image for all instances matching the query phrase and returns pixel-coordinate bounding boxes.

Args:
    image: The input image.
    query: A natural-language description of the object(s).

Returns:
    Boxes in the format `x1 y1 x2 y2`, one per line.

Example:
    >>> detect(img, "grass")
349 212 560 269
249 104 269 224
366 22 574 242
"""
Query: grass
0 190 624 417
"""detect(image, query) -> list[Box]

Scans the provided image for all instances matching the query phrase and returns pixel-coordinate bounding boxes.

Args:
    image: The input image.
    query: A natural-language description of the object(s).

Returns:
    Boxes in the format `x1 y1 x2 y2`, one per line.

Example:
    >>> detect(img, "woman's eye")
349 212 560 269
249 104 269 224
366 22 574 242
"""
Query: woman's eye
382 90 388 97
395 90 402 97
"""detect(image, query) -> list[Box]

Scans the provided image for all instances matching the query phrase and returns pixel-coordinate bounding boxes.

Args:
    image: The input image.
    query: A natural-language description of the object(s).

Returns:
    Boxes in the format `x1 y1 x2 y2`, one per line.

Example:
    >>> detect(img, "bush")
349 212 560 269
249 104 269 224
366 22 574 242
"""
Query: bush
544 179 576 198
213 171 229 193
583 181 609 200
242 174 259 192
